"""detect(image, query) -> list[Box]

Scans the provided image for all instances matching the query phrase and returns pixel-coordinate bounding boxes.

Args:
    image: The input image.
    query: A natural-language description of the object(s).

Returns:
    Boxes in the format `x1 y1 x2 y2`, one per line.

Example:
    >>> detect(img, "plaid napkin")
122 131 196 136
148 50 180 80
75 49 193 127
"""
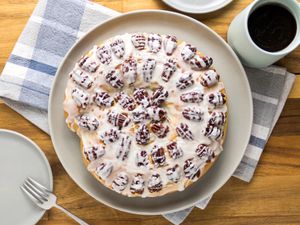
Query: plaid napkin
0 0 295 224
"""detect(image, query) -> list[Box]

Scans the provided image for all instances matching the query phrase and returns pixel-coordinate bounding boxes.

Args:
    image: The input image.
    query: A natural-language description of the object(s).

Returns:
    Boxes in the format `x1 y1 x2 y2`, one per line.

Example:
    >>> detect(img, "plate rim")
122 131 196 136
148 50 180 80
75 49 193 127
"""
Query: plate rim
0 129 53 224
49 9 253 215
162 0 233 14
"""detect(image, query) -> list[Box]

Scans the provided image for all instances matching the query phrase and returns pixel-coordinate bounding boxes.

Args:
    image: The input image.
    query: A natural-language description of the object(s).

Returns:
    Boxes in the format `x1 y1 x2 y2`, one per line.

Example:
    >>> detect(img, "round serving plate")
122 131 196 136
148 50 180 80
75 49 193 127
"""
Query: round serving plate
49 10 253 215
0 129 53 225
162 0 233 14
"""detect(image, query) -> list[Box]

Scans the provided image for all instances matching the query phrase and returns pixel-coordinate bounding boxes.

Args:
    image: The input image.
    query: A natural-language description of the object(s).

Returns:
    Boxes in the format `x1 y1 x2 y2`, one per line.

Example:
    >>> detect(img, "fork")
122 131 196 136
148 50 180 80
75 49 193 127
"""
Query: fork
21 177 89 225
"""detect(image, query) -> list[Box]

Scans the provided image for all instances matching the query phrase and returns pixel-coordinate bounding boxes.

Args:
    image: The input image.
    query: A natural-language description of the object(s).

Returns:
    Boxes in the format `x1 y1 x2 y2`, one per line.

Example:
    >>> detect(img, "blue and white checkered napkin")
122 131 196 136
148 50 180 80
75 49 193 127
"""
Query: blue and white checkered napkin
0 0 295 224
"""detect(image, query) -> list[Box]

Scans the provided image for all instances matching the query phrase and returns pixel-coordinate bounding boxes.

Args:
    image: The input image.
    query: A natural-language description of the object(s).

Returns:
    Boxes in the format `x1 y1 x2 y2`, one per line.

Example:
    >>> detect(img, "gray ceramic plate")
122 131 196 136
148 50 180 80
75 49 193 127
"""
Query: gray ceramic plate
0 129 53 225
49 10 253 215
162 0 233 14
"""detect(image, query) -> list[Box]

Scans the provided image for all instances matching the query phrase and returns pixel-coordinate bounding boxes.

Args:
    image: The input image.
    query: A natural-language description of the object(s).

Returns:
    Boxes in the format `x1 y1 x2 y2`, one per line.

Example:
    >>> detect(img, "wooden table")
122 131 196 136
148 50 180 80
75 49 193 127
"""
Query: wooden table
1 0 300 224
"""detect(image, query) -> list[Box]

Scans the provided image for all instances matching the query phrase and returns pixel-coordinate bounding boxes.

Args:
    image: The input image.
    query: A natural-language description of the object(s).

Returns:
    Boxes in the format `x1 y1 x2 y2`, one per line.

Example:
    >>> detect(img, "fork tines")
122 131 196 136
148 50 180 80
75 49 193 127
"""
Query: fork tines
21 177 50 204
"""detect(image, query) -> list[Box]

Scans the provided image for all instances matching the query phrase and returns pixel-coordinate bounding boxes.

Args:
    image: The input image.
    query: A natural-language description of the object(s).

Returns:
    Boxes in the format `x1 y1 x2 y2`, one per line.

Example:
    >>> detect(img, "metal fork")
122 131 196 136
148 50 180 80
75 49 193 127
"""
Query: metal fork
21 177 89 225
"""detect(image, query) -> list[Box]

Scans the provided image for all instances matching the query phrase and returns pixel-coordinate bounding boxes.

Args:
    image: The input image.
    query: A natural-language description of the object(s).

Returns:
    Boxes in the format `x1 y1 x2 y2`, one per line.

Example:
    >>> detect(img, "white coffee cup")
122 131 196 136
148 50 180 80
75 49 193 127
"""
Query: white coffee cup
227 0 300 68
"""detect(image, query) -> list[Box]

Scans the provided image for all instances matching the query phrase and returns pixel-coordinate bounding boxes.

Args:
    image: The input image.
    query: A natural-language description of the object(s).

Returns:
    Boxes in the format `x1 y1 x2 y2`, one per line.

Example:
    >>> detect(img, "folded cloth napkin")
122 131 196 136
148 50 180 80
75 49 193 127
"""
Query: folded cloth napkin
0 0 295 224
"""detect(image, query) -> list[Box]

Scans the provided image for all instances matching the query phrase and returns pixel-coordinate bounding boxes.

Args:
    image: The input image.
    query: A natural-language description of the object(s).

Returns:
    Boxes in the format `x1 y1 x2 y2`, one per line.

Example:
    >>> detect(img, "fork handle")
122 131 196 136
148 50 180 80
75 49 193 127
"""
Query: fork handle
54 204 89 225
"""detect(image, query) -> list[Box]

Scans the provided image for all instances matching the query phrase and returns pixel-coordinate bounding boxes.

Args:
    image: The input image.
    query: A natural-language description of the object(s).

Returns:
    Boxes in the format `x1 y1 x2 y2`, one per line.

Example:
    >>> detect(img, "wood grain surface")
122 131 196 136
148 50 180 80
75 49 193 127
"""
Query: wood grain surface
0 0 299 224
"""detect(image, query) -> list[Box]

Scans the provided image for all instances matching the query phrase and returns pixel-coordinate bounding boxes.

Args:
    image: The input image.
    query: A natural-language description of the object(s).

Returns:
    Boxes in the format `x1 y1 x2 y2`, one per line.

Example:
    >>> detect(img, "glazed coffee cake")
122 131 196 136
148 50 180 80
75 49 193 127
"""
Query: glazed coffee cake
63 32 227 197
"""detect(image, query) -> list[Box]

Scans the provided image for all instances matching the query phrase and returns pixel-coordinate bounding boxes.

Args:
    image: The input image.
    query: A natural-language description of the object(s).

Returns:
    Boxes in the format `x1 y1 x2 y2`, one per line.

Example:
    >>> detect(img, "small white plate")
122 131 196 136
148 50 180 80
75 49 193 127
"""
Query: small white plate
163 0 233 14
0 129 53 225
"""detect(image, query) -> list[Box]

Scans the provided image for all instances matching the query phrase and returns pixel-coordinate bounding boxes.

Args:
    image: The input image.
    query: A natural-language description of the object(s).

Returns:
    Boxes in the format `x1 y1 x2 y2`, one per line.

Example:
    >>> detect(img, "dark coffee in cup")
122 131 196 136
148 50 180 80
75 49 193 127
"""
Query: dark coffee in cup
248 4 297 52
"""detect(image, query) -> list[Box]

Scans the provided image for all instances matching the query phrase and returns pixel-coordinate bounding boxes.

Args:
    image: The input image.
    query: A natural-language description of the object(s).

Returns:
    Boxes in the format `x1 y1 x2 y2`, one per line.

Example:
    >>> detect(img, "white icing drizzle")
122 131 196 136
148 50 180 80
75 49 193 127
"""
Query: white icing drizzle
71 87 90 108
63 33 227 197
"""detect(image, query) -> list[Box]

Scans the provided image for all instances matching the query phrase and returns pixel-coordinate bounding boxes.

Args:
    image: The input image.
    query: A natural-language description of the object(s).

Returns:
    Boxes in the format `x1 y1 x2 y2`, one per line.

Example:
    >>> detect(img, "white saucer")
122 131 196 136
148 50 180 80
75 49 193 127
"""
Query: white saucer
0 129 53 225
163 0 233 14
